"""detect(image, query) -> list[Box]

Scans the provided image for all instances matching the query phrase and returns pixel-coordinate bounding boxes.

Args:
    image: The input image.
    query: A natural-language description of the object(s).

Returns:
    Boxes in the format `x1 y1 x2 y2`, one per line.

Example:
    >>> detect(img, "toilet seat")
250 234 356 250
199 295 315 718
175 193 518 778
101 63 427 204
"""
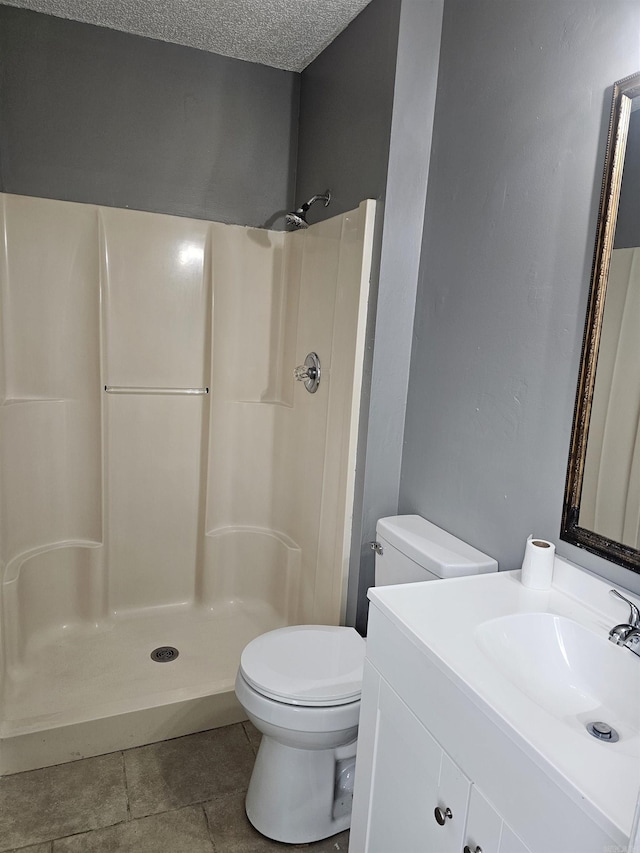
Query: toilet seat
239 625 365 707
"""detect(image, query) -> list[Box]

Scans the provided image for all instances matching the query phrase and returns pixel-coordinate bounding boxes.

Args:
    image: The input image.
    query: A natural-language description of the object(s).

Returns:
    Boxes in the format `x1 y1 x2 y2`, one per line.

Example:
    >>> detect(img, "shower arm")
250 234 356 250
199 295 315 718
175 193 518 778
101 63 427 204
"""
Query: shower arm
298 191 331 214
286 190 332 229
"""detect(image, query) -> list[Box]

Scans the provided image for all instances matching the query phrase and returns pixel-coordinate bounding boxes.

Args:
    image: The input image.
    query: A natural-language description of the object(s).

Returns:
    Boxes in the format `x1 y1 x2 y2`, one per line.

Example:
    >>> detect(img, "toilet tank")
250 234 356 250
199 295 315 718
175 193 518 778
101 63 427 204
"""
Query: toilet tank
374 515 498 586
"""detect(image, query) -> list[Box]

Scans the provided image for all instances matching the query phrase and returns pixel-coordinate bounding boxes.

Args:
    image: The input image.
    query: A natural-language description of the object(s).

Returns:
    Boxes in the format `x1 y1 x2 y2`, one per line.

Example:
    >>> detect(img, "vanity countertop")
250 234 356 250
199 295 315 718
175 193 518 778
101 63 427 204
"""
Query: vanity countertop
368 557 640 841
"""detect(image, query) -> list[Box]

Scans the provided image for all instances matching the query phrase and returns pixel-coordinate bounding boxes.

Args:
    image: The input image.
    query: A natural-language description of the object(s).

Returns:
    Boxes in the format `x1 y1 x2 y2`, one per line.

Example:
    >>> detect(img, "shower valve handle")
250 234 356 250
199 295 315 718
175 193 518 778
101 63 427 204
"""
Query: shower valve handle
294 352 321 394
294 365 316 382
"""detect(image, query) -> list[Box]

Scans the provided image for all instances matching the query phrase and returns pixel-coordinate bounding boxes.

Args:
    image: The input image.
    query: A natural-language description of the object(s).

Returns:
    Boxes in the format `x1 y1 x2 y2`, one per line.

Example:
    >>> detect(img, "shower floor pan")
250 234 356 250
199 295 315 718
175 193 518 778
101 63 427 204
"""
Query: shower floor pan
0 600 284 775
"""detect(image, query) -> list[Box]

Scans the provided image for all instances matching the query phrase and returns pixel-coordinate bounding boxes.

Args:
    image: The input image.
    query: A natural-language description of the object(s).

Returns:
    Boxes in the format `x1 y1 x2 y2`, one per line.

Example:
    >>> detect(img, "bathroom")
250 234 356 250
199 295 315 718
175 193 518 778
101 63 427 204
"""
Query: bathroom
1 0 640 850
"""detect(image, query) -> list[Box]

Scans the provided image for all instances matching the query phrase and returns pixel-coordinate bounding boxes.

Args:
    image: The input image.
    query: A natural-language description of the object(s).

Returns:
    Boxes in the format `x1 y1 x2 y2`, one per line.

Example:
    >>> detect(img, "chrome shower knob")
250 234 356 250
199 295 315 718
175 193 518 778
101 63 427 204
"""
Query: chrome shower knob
294 352 321 394
293 365 316 382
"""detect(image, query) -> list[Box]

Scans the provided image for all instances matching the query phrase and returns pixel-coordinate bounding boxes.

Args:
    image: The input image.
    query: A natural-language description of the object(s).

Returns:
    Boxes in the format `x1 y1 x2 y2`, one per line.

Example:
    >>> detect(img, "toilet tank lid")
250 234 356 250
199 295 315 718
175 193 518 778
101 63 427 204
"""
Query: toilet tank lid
376 515 498 577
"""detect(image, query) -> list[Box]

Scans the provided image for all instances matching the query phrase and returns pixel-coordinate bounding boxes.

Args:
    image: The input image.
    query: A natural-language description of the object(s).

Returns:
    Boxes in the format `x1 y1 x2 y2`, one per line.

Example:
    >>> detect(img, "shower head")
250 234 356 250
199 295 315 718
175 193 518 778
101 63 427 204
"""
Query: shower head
285 190 331 229
285 211 309 229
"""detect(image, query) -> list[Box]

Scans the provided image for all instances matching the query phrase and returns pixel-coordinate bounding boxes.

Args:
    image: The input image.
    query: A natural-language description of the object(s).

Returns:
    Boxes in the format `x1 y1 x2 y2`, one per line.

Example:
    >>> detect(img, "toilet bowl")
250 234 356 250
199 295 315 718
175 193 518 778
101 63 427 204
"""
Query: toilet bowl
235 515 499 844
235 624 365 844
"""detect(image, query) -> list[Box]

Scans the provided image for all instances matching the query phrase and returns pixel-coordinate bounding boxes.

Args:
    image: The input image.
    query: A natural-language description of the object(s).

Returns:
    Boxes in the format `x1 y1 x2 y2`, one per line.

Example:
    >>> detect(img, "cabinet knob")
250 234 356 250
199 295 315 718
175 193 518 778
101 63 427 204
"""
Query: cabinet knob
463 846 483 853
434 806 453 826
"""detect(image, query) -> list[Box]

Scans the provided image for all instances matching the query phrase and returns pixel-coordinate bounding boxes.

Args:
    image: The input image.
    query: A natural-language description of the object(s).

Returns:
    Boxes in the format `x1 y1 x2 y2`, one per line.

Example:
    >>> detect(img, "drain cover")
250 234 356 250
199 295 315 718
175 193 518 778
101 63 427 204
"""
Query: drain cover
150 646 179 663
586 721 619 742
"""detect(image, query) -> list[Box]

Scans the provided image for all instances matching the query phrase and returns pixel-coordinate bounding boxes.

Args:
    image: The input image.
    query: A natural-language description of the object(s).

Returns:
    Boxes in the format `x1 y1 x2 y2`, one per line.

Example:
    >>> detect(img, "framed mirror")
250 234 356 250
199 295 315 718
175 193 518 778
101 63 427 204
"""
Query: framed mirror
562 71 640 573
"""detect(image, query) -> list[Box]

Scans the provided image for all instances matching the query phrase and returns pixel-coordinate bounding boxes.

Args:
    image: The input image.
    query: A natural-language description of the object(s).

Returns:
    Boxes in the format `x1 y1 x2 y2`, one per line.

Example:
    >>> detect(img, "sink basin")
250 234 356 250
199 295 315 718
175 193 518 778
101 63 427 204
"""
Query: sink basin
368 560 640 841
475 612 640 733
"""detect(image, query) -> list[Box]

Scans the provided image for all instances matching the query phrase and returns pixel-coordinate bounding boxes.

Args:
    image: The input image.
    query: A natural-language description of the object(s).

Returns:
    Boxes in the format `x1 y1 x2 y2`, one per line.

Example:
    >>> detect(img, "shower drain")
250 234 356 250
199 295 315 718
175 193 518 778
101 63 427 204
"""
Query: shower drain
150 646 179 663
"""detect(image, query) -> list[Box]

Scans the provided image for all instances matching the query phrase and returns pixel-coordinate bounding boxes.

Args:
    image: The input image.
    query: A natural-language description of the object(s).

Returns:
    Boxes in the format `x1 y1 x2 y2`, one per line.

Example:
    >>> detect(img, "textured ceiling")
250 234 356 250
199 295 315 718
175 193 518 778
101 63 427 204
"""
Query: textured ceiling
0 0 373 71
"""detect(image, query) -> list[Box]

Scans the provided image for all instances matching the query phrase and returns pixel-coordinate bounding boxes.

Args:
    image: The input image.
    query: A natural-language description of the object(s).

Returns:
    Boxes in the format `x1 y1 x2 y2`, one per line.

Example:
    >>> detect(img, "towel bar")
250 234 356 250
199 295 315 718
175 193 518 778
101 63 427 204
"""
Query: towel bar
104 386 208 395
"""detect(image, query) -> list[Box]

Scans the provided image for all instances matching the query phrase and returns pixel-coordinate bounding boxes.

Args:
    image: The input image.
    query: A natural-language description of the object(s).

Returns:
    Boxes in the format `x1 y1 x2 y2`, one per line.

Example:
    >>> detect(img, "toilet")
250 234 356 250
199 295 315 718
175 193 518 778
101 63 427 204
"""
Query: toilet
234 514 498 844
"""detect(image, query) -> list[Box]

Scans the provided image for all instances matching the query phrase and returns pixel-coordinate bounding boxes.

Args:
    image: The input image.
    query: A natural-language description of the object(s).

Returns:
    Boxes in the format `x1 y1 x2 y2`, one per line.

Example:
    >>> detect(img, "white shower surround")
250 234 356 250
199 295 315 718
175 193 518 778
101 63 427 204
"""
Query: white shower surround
0 193 375 774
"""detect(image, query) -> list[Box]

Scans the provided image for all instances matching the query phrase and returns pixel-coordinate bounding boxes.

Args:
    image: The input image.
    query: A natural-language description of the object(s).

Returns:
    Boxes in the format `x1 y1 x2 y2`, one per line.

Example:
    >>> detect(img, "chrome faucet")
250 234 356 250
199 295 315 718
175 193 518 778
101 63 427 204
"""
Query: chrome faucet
608 589 640 657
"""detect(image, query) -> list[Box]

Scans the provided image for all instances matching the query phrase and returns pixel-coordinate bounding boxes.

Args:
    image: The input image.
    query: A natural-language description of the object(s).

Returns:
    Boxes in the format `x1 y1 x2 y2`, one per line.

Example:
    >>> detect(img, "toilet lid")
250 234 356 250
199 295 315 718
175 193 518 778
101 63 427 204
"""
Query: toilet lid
239 625 365 707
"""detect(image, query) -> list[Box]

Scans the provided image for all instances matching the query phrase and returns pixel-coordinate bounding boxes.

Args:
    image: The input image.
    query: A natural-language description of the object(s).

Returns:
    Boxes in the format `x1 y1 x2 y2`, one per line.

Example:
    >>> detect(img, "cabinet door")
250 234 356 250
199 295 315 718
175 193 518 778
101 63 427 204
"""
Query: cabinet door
499 824 533 853
463 788 533 853
437 751 473 853
366 679 469 853
464 787 503 853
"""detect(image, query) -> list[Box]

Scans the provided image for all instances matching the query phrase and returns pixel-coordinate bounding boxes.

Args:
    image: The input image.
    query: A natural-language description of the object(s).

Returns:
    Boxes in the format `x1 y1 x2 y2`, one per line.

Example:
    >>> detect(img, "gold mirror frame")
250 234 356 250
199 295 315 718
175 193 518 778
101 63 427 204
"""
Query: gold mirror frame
561 71 640 573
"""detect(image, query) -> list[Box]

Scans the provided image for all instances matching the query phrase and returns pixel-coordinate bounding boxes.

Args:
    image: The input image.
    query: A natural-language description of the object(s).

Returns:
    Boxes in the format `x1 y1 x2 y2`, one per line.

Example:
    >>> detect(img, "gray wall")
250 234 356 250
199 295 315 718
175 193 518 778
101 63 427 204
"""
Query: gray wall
295 0 402 219
614 108 640 249
400 0 640 598
0 5 298 227
347 0 444 633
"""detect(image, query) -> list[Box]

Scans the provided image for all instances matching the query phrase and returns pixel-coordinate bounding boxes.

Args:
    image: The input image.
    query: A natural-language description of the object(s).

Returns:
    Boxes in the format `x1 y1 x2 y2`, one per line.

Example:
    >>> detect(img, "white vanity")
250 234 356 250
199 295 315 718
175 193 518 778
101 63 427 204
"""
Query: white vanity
350 558 639 853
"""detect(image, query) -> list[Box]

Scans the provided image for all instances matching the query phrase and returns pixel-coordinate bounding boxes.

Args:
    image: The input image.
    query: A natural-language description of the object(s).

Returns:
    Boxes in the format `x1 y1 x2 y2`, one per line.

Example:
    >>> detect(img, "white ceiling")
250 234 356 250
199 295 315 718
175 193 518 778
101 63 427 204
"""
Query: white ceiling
0 0 373 71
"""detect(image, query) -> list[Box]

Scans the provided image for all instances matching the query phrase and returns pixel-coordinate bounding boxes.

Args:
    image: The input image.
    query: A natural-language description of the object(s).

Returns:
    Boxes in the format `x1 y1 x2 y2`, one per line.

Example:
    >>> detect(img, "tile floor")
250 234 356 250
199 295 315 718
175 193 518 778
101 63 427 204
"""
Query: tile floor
0 723 350 852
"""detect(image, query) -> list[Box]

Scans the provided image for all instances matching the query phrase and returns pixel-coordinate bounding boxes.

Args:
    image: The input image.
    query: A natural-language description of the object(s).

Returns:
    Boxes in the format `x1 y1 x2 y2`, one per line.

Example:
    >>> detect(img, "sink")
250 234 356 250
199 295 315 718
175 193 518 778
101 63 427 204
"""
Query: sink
366 560 640 841
475 612 640 734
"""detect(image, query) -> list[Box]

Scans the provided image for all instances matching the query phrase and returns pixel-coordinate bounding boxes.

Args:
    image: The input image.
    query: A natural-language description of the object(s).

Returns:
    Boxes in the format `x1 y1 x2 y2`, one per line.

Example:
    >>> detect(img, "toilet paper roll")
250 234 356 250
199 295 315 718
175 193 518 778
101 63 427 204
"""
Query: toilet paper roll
520 535 555 590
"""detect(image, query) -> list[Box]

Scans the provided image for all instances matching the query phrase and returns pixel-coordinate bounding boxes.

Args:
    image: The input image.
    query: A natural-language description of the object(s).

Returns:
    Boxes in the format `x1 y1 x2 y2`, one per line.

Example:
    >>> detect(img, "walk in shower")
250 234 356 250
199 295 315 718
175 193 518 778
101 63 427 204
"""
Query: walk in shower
0 193 375 774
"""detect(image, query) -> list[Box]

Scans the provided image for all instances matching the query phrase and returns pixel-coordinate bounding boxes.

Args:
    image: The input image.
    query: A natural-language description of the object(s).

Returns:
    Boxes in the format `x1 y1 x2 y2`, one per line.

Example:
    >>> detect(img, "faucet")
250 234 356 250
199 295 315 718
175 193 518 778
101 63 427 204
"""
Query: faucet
608 589 640 657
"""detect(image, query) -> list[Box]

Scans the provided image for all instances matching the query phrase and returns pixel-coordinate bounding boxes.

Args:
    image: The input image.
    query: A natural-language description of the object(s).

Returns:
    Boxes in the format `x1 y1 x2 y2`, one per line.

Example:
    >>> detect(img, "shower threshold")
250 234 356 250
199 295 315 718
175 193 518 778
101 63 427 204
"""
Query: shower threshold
0 600 285 775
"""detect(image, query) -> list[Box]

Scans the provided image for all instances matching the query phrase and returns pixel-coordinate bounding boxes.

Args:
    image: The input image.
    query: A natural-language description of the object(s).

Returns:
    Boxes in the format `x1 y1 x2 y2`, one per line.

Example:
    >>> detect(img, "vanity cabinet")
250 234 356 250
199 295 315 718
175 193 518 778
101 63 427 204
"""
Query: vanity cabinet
354 661 531 853
350 601 621 853
366 675 470 853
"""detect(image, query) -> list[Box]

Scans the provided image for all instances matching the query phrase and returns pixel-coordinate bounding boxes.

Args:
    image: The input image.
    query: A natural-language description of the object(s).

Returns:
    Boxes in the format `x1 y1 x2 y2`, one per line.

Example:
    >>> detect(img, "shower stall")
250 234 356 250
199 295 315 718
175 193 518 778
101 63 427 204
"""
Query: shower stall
0 193 375 774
